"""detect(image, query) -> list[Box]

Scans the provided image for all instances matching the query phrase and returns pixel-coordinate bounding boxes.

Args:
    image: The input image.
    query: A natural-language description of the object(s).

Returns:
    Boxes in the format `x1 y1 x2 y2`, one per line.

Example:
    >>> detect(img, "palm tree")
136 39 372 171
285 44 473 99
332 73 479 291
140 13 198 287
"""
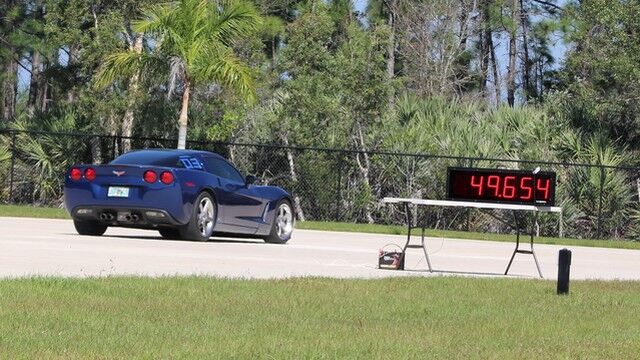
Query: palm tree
95 0 261 149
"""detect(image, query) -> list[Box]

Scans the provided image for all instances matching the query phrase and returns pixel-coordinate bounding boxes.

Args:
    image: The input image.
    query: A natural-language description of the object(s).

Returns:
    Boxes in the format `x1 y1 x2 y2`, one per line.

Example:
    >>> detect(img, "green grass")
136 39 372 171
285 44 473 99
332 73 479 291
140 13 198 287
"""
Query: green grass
0 204 69 219
0 277 638 359
2 204 640 250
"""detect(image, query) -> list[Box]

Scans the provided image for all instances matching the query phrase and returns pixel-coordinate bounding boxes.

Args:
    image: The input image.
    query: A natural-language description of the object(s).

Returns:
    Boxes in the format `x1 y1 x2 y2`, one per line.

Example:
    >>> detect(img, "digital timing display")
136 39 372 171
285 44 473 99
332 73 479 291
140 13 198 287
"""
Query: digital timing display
447 167 556 206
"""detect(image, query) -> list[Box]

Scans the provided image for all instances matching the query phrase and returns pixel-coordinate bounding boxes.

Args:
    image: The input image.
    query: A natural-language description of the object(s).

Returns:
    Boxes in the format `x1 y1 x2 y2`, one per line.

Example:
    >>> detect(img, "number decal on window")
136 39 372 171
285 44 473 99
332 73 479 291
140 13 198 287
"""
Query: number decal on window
179 157 202 169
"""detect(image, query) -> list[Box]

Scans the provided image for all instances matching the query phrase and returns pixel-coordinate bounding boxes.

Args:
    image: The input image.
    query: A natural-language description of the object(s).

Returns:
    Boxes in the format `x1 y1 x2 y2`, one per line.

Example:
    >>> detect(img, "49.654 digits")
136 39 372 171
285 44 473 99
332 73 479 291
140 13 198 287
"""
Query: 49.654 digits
447 168 556 206
469 175 550 201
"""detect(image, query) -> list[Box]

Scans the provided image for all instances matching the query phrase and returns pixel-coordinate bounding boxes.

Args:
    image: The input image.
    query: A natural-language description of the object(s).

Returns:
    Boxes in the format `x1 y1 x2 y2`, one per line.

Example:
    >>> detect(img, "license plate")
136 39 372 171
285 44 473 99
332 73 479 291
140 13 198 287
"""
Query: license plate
108 186 130 198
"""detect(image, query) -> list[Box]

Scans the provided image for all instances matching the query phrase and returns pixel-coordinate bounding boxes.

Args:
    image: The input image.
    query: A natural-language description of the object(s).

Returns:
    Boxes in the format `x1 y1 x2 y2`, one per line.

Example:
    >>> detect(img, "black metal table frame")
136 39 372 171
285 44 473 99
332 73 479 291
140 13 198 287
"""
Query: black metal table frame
397 201 544 278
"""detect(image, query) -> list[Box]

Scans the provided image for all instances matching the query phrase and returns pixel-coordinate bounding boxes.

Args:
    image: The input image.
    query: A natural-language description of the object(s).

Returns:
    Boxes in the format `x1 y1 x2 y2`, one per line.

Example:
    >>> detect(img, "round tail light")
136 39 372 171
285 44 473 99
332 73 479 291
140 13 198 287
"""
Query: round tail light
143 170 157 183
70 168 82 181
84 168 96 181
160 171 174 184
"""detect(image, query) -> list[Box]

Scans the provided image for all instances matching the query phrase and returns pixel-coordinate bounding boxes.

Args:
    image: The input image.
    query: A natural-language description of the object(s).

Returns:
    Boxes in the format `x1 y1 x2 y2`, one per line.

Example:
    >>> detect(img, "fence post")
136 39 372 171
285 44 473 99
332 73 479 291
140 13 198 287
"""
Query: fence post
8 130 16 203
467 159 474 231
597 165 605 239
335 154 343 221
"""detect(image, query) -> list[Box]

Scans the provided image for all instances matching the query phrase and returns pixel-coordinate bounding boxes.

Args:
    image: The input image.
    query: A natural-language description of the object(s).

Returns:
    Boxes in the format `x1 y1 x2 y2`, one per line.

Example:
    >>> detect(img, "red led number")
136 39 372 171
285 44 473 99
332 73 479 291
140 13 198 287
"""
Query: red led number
536 178 551 200
520 177 533 200
487 175 500 197
502 176 516 199
464 173 551 202
470 175 484 196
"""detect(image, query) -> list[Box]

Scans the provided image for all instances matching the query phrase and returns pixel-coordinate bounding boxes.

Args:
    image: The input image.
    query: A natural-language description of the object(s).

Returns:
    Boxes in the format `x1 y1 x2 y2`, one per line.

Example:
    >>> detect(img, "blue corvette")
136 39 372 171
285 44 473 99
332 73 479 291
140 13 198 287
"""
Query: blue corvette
64 149 294 243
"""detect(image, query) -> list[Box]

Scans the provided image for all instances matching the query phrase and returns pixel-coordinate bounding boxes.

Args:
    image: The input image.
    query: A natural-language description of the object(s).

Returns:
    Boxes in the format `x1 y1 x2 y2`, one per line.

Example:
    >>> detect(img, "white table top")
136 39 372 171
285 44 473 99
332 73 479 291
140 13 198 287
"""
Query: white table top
383 197 562 213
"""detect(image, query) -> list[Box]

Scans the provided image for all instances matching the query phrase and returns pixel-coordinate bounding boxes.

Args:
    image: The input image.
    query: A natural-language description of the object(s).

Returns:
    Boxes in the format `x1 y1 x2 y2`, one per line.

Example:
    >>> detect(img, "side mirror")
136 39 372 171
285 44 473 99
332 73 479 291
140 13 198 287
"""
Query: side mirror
245 175 257 186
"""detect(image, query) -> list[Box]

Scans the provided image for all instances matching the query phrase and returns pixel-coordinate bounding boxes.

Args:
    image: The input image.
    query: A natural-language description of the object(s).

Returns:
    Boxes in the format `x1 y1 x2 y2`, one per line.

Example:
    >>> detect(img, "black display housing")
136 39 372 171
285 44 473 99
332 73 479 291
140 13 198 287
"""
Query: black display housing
446 167 556 206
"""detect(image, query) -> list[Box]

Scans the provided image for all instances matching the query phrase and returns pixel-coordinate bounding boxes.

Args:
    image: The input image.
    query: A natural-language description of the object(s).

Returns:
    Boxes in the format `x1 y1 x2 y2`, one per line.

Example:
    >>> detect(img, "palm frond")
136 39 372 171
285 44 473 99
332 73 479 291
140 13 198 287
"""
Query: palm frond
211 0 261 45
196 45 255 102
93 51 144 89
132 2 177 34
0 137 10 165
11 109 87 204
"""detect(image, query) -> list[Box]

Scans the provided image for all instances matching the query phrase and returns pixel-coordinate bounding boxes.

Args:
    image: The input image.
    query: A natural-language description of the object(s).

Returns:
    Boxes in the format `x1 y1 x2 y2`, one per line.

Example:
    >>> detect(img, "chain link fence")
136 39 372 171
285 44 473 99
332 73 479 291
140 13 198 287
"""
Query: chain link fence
2 129 640 240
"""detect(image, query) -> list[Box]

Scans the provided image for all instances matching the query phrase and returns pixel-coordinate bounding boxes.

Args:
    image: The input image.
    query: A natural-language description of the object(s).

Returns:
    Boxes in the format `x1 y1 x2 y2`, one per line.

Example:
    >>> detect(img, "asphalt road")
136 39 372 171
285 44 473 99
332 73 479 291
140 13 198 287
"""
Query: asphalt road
1 217 639 280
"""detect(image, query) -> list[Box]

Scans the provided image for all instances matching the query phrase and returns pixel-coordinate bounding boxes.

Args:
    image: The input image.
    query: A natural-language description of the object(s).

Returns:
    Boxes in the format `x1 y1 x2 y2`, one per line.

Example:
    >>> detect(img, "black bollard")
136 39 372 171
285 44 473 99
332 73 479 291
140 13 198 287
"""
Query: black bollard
557 248 572 295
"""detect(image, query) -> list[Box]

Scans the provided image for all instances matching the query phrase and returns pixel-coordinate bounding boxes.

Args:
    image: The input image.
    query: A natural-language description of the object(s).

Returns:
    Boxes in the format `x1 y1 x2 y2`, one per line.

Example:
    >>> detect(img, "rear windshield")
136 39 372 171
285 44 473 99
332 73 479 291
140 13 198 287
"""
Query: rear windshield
110 151 184 168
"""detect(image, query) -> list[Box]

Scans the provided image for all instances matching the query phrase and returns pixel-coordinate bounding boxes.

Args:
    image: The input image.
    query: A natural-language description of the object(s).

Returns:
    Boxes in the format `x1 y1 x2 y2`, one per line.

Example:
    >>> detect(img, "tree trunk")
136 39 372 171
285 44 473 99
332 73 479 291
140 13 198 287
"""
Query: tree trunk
506 0 519 107
480 0 493 103
386 0 396 106
282 135 305 221
27 0 44 116
456 0 474 94
121 34 144 153
177 79 191 149
458 0 475 52
520 0 533 102
480 28 489 98
39 45 55 112
489 34 500 105
2 58 17 121
90 136 102 164
67 44 79 103
1 0 17 123
27 50 42 116
271 38 277 65
355 122 374 224
107 112 119 158
39 77 49 112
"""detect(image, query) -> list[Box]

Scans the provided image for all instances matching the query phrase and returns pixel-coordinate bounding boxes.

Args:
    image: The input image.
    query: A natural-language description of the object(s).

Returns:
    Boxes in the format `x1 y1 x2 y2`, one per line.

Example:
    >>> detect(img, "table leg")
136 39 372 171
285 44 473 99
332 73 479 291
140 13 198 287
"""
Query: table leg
504 211 520 275
530 211 543 278
421 226 433 272
505 211 543 278
398 202 412 270
398 202 433 272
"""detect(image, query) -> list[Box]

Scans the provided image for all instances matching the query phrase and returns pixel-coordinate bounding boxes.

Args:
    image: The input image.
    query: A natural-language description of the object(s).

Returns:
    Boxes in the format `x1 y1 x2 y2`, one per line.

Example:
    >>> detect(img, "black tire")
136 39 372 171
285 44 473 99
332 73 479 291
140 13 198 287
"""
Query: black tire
73 220 108 236
158 228 181 239
179 192 216 241
264 200 294 244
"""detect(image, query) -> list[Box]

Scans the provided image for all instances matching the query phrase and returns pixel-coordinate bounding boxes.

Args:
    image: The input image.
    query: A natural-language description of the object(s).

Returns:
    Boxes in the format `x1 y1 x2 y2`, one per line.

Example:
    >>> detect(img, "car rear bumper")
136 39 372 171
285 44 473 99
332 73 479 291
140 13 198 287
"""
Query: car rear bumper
64 180 192 225
70 205 184 227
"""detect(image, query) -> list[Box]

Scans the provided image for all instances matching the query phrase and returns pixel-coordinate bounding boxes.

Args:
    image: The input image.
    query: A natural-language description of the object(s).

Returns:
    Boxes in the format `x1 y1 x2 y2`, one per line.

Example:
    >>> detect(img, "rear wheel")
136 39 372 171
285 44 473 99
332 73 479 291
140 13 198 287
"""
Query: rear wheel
158 228 181 239
73 220 107 236
264 200 294 244
179 192 216 241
